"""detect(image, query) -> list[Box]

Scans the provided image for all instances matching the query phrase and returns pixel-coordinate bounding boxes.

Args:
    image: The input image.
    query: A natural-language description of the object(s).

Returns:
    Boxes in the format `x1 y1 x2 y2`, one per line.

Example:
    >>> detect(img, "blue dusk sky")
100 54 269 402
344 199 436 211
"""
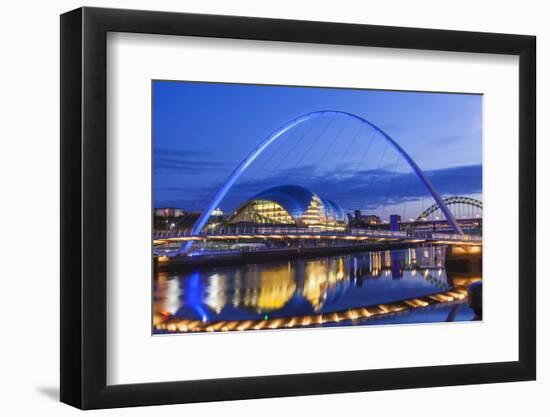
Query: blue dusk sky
153 80 482 220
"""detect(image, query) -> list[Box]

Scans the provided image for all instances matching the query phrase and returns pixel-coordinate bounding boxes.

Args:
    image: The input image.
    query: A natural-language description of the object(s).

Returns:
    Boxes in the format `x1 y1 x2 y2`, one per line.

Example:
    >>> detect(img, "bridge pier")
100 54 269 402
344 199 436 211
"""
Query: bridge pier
445 245 482 273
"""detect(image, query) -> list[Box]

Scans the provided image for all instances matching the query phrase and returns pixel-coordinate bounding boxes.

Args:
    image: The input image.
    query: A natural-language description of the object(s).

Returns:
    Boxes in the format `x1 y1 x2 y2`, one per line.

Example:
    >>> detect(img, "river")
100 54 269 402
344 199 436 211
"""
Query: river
153 245 481 334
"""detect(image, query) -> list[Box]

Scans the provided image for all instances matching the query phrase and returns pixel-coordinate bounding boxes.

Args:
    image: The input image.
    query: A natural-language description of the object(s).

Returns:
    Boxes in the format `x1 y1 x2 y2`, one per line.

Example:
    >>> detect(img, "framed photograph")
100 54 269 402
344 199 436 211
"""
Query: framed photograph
60 6 536 409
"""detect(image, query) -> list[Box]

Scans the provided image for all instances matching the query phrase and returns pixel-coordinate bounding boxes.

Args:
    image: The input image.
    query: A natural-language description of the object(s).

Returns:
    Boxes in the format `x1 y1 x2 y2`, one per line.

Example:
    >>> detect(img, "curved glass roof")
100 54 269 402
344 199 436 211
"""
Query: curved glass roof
247 185 347 224
321 198 347 223
250 185 314 219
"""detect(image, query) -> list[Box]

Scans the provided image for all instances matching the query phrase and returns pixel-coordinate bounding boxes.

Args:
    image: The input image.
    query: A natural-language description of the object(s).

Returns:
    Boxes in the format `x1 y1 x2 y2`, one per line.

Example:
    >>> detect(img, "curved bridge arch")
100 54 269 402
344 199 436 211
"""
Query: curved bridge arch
416 196 482 221
173 110 463 256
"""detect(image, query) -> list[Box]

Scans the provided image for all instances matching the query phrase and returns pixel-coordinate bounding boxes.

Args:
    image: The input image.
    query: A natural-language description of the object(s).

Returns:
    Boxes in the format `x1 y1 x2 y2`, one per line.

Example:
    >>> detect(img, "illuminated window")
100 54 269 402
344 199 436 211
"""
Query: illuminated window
229 200 295 225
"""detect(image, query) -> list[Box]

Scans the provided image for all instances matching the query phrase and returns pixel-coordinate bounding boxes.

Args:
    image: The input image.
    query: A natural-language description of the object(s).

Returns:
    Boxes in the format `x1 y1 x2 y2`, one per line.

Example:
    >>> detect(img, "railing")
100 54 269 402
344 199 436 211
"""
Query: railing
154 229 195 239
349 228 407 238
154 226 406 239
432 232 483 242
153 227 481 242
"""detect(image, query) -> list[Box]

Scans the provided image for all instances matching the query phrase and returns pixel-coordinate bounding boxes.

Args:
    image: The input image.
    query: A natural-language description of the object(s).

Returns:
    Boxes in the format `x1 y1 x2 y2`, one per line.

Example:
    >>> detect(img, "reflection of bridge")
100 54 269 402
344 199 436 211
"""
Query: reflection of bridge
163 111 482 256
154 245 479 334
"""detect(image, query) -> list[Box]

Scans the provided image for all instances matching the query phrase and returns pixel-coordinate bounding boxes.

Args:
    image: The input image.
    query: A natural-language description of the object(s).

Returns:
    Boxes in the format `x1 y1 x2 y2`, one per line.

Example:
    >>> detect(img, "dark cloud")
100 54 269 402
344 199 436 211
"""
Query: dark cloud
155 161 482 214
220 164 482 212
154 148 233 174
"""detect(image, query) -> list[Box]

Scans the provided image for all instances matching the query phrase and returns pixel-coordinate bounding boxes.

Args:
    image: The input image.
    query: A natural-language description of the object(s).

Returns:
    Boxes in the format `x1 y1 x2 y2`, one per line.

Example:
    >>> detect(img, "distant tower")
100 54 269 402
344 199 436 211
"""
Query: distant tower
389 214 401 231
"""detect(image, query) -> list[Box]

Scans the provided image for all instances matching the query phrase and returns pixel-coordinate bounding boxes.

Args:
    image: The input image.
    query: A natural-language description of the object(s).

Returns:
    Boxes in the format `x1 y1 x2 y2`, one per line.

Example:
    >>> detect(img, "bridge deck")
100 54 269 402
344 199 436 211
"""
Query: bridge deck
153 226 482 245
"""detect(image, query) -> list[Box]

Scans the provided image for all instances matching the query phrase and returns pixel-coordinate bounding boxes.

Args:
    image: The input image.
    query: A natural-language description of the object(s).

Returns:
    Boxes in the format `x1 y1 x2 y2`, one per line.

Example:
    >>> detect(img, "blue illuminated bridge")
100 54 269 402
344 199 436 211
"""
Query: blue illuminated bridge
157 111 482 256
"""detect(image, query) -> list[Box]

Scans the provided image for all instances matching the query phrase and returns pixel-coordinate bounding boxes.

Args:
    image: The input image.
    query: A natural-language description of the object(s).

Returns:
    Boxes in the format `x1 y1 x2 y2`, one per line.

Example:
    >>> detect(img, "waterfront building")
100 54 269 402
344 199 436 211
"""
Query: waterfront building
227 185 347 230
153 207 200 230
347 210 381 228
154 207 186 218
390 214 402 231
211 207 224 217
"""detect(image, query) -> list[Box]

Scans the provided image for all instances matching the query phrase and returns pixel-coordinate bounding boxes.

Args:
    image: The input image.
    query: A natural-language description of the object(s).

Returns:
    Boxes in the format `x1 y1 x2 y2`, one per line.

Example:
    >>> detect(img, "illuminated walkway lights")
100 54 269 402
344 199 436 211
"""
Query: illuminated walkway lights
154 287 473 334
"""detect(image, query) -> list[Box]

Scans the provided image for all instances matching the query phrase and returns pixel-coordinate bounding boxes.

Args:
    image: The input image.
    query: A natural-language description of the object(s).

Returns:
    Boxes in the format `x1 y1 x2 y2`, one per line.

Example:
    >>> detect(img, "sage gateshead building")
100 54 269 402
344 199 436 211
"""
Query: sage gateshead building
228 185 347 230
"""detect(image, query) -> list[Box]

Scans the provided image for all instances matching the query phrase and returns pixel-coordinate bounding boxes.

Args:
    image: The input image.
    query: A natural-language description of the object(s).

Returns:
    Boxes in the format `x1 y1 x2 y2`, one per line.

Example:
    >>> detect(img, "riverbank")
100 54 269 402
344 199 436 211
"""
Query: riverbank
156 242 426 272
155 242 481 273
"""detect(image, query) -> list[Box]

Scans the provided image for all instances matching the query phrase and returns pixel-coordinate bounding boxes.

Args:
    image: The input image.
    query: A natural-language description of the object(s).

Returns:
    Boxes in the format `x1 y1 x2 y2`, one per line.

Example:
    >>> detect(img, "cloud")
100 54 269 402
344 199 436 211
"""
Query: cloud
154 161 482 214
221 164 482 212
154 148 233 174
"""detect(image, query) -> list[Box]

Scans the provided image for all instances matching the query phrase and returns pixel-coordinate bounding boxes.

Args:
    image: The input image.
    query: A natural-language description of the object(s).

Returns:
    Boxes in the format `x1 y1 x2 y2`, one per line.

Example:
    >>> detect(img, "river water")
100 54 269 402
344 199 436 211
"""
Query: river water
153 245 481 333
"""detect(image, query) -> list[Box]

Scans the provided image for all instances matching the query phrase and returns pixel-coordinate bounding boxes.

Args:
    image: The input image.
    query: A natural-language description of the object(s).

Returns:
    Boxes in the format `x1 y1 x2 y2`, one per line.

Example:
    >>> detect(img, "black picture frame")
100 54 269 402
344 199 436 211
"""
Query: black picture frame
60 6 536 410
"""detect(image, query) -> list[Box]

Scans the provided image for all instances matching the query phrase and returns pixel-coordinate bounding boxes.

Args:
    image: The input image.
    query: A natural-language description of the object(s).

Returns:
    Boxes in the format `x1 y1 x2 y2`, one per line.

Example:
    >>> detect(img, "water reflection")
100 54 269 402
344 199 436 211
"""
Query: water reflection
154 246 460 328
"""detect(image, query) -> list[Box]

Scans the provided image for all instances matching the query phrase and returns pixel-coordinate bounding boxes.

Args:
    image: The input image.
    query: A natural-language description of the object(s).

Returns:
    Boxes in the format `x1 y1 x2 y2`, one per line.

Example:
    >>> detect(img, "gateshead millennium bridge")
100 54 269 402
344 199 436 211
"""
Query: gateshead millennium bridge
153 110 483 332
155 111 482 260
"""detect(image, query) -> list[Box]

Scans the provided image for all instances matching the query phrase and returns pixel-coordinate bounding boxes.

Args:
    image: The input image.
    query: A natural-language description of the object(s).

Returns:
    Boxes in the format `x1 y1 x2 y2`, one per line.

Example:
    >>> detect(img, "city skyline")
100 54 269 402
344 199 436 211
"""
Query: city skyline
153 81 482 219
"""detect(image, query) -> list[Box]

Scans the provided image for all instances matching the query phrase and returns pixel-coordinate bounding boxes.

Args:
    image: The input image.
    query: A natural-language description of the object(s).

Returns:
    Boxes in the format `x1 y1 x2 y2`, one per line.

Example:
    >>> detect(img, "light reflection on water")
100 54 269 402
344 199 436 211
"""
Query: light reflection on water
153 246 469 326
